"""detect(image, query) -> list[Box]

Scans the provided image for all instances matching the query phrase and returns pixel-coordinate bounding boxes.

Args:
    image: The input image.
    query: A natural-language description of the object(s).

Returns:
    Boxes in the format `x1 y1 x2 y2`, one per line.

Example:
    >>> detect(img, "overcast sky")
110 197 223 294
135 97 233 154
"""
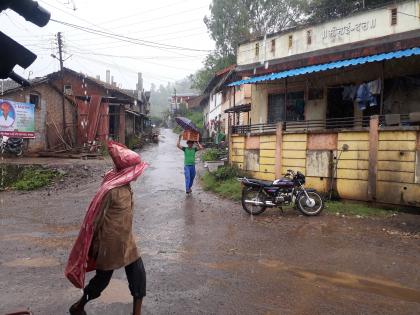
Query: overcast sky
1 0 214 90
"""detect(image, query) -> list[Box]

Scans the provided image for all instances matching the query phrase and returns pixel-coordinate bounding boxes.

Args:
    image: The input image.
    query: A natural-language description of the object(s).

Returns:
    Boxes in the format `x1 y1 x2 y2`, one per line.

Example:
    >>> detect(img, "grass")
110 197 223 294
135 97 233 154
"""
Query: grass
12 167 59 191
201 169 242 201
325 201 399 217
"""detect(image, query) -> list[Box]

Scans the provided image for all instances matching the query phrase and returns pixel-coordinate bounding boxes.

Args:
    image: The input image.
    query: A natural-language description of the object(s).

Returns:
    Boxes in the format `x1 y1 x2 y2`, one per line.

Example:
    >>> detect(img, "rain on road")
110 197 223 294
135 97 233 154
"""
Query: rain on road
1 129 420 314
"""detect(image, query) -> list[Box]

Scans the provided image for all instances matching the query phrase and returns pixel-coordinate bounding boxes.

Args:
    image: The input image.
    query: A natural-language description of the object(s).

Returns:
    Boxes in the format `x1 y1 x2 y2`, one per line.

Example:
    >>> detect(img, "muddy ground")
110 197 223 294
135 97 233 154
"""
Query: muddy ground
1 129 420 315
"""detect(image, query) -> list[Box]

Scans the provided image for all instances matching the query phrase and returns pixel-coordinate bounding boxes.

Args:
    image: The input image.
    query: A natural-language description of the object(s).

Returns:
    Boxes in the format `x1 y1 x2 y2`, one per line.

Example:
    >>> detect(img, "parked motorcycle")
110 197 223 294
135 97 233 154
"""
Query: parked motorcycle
239 169 324 216
0 136 23 156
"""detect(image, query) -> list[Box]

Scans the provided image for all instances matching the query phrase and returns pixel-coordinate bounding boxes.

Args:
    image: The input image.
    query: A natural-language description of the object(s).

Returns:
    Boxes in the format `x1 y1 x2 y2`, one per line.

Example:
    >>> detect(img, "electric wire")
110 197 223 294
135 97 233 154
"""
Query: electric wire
50 18 213 52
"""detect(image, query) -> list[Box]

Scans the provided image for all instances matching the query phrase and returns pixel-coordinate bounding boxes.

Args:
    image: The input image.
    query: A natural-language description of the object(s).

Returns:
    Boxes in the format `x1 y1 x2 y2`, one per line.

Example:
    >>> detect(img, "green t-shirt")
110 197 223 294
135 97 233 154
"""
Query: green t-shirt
182 147 197 165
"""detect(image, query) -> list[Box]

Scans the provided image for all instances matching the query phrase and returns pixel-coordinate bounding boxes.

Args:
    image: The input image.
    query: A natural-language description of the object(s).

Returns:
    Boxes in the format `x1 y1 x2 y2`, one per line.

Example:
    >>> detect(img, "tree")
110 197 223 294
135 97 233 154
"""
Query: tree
191 53 236 92
304 0 395 24
204 0 306 56
191 0 305 93
149 77 198 117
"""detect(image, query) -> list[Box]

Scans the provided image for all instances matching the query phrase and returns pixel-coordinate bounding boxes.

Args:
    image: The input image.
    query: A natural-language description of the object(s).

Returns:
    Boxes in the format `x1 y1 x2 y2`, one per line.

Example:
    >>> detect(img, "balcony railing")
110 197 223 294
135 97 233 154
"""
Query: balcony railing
232 123 277 134
231 114 418 134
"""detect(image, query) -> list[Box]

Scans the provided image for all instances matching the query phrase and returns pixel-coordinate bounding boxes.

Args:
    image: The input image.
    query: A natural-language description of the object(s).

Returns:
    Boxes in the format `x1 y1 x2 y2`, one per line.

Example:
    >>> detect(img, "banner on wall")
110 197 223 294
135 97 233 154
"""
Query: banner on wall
0 99 35 138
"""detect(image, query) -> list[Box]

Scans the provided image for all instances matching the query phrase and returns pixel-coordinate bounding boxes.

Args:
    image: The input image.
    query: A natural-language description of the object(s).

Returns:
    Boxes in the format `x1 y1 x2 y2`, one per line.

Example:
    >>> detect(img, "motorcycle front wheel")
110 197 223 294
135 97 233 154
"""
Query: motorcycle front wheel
241 187 267 215
296 191 324 216
15 148 23 157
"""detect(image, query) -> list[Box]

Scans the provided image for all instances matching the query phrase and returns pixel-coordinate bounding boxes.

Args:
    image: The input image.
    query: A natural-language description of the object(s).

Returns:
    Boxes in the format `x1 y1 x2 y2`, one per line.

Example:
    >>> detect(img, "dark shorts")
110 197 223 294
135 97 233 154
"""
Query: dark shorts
126 257 147 299
85 257 146 300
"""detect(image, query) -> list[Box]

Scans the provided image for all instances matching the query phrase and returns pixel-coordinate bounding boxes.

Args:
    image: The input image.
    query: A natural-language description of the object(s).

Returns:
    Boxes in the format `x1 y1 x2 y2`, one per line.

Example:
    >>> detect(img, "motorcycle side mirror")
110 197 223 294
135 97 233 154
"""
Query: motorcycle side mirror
342 144 349 152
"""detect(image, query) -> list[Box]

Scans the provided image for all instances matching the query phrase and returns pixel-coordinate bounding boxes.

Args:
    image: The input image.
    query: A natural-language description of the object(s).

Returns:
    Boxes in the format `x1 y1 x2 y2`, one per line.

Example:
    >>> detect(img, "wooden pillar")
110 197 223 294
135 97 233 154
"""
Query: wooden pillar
229 127 234 165
284 79 288 121
274 122 283 179
416 131 420 184
417 131 420 150
227 112 231 163
367 115 379 201
380 61 385 115
119 106 126 145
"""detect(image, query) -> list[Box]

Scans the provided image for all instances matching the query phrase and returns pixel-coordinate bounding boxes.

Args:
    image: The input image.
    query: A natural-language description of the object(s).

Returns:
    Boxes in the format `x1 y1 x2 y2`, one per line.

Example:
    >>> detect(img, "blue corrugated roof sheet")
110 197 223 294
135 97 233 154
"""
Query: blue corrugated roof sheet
228 47 420 86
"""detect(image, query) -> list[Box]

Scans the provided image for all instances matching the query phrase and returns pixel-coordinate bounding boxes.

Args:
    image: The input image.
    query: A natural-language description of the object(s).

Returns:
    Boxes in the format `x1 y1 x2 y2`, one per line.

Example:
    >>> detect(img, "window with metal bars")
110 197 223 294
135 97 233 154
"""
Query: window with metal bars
391 8 397 25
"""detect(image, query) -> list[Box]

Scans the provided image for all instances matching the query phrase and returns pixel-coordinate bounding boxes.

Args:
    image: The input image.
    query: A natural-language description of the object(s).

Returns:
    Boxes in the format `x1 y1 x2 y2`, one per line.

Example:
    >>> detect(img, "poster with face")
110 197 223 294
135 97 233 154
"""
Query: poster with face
0 101 16 127
0 100 35 138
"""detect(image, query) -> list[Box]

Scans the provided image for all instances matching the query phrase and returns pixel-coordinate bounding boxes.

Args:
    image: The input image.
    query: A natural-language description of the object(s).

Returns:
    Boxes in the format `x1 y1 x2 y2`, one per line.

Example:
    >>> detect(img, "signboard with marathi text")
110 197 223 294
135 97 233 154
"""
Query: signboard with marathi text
0 99 35 138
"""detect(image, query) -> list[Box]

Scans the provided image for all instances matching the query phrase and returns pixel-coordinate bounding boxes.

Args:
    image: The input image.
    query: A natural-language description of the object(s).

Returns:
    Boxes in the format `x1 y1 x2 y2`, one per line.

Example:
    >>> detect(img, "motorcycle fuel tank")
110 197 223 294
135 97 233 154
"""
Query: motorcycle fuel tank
272 178 294 187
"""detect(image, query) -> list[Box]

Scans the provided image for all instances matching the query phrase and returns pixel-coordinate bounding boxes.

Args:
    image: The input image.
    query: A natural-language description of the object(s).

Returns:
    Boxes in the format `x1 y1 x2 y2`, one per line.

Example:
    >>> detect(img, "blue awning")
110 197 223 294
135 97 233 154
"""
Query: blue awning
228 47 420 86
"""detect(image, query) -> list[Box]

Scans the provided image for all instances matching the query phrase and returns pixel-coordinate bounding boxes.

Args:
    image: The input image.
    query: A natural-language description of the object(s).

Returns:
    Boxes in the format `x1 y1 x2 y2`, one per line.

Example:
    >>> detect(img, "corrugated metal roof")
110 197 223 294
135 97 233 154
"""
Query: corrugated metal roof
228 47 420 86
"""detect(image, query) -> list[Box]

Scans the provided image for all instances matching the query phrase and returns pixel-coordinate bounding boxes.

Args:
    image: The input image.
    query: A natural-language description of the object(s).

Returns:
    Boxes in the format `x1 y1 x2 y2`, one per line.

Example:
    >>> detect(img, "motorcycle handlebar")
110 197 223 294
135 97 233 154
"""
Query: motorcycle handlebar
237 177 250 183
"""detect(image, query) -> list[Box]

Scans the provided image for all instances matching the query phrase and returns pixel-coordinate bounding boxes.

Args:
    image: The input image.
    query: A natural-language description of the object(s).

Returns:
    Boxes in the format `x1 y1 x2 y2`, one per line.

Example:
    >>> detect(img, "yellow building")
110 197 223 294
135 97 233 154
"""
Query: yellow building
228 0 420 206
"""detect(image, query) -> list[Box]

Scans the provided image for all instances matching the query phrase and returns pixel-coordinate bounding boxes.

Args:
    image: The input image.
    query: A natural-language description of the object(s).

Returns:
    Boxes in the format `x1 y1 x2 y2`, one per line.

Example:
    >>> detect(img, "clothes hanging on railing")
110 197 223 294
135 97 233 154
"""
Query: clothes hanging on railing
355 82 378 110
368 79 381 95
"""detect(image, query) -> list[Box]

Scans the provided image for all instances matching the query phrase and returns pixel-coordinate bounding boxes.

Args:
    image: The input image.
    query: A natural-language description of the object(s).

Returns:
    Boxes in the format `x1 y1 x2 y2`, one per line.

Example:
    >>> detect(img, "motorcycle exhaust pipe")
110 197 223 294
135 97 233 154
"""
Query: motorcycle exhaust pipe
244 200 276 206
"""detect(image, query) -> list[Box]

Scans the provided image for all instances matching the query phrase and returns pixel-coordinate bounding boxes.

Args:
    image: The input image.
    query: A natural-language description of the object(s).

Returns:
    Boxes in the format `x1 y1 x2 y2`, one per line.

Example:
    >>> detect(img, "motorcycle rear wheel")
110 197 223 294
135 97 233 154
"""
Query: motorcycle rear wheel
15 149 23 157
241 187 267 215
296 191 324 216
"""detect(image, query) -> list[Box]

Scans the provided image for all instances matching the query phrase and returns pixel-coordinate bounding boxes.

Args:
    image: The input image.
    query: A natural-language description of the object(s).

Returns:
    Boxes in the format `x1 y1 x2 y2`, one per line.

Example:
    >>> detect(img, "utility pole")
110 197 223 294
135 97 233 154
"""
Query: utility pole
57 32 66 136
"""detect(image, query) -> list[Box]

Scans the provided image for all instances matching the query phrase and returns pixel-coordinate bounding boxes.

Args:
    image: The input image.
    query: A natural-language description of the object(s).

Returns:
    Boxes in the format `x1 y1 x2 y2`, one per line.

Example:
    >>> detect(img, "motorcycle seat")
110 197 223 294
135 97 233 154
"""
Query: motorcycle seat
247 179 273 187
9 138 23 144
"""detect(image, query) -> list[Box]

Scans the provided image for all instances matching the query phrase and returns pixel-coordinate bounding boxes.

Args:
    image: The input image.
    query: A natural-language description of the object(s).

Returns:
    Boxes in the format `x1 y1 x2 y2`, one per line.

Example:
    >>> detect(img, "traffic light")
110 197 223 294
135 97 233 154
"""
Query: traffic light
0 0 51 86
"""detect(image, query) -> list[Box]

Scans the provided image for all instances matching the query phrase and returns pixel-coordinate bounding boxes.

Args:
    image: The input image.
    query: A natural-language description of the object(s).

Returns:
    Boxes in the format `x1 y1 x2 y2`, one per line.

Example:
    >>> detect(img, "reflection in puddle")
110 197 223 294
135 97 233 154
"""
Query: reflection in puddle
3 256 60 267
259 259 420 303
204 261 243 270
293 269 420 303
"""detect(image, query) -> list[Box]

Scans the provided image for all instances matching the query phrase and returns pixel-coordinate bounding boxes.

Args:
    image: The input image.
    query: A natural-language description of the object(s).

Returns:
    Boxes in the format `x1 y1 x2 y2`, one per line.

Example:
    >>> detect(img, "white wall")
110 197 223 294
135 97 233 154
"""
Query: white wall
209 92 222 122
238 0 420 66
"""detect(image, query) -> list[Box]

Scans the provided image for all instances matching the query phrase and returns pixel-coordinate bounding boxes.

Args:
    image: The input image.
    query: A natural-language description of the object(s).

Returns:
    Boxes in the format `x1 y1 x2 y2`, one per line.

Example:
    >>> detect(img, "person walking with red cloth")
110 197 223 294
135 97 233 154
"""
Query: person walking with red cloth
66 141 148 315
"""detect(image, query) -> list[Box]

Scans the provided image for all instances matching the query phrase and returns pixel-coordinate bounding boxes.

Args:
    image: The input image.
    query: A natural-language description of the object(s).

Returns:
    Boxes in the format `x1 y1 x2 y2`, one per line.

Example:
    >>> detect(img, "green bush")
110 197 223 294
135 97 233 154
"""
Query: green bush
173 125 183 134
201 148 219 161
13 167 58 191
212 165 243 181
127 135 141 150
201 148 226 161
100 142 109 156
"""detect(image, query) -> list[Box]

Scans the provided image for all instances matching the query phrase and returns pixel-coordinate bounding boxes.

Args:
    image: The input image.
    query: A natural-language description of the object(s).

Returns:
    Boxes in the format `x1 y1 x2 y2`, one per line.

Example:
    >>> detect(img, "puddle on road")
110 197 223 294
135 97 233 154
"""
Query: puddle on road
293 269 420 304
1 233 74 249
205 258 420 303
98 278 132 304
258 259 420 303
3 256 60 268
204 261 245 270
41 224 79 234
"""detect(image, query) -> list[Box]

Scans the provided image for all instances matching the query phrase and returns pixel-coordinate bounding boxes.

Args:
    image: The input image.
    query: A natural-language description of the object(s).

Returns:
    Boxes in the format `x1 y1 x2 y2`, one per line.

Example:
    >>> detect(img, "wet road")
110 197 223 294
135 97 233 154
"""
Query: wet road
1 129 420 314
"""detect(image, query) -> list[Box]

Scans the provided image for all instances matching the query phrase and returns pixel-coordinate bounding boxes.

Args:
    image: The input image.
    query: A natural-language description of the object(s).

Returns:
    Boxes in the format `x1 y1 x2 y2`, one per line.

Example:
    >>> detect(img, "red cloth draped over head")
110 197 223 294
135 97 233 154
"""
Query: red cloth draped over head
65 141 148 289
